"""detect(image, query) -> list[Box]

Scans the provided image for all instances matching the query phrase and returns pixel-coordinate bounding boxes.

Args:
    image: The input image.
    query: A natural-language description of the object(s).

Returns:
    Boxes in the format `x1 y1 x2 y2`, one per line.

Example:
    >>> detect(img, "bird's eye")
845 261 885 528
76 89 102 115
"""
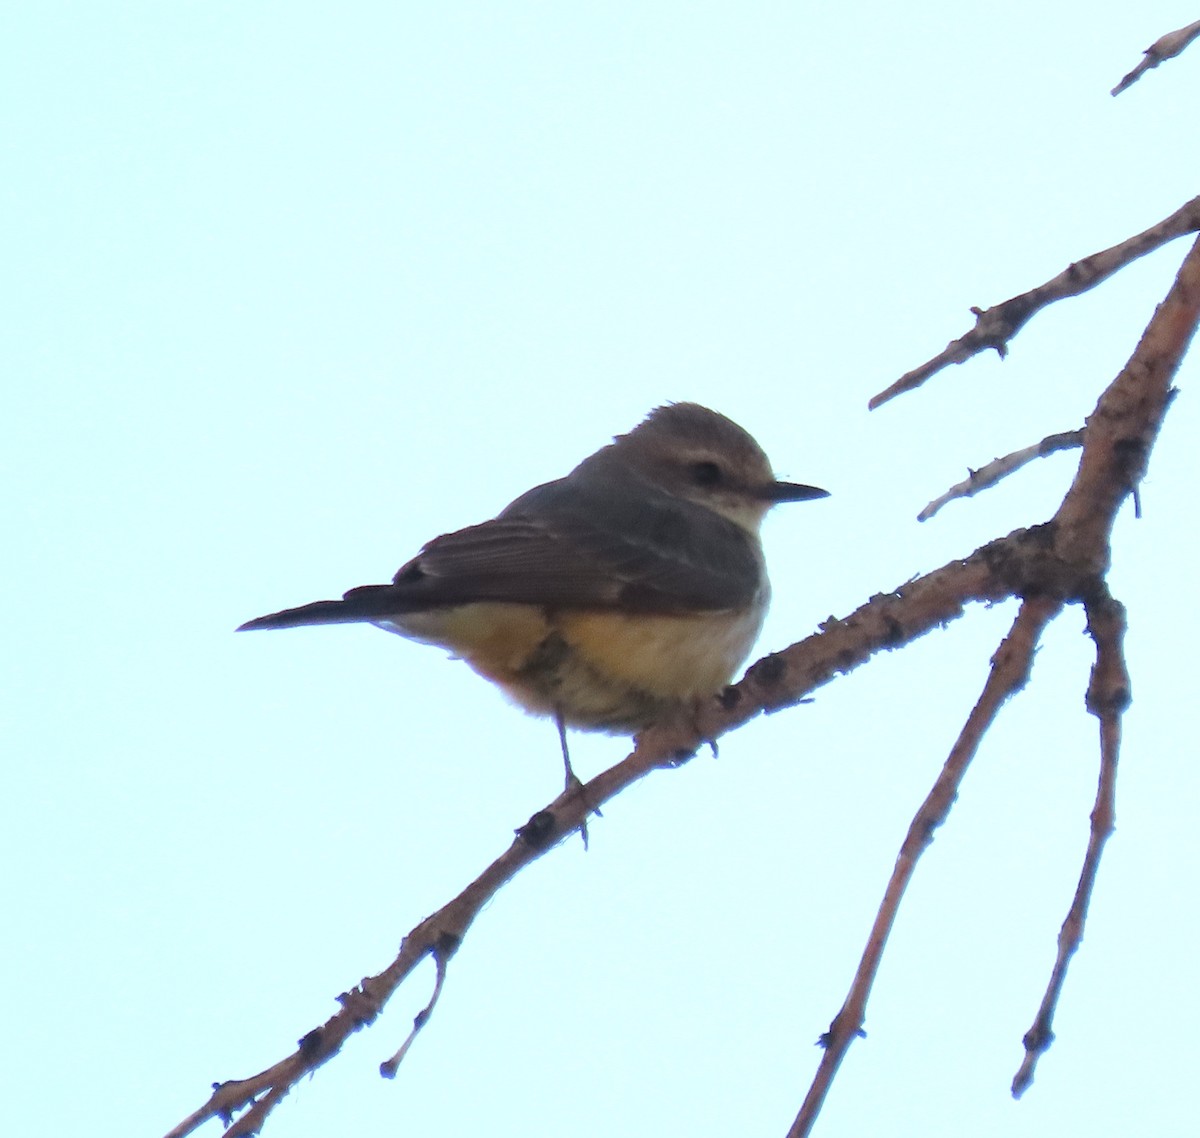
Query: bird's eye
690 460 722 487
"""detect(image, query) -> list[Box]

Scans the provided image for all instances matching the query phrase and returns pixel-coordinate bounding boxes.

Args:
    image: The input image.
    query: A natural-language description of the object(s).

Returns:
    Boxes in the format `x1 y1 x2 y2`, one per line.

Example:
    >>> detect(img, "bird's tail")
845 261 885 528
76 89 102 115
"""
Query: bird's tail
237 585 410 631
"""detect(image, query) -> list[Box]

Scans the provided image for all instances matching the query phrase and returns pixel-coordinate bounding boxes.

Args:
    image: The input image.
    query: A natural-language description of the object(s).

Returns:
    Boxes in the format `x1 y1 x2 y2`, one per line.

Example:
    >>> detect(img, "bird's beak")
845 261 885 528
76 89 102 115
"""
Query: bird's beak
759 480 830 503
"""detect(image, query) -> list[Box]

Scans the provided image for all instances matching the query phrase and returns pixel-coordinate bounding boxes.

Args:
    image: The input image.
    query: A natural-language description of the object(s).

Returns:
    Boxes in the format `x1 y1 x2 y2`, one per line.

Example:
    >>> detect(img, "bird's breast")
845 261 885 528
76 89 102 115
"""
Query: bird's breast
554 604 766 701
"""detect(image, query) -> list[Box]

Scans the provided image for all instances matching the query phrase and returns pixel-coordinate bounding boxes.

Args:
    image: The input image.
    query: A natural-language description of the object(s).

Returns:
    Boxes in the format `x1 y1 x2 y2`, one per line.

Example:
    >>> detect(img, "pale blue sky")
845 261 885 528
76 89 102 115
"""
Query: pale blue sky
4 5 1198 1137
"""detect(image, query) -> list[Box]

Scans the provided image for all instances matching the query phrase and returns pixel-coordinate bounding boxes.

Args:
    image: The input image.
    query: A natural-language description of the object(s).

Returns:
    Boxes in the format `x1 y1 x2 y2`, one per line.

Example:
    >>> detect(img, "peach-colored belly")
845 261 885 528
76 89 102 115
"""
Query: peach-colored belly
376 599 765 731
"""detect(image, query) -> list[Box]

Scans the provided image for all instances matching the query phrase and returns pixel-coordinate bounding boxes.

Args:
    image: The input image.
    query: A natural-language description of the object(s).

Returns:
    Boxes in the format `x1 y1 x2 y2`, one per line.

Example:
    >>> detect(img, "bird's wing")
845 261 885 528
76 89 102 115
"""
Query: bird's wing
238 476 763 631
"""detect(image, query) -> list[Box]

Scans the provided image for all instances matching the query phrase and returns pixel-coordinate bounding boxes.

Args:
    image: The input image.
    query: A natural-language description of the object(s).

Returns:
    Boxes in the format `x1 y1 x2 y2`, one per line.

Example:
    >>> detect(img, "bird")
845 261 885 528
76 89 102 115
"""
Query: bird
239 403 827 792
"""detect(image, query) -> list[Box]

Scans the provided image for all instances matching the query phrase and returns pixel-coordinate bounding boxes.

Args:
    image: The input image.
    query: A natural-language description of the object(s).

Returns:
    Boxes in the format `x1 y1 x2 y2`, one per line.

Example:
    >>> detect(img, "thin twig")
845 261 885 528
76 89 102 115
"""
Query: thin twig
787 595 1061 1138
918 429 1083 522
1112 20 1200 96
380 933 457 1078
869 197 1200 409
1012 593 1129 1096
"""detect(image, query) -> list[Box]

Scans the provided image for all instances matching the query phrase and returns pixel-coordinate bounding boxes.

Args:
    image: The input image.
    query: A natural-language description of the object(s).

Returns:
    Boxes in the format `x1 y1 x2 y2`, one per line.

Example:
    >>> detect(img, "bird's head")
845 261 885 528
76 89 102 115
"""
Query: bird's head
598 402 828 533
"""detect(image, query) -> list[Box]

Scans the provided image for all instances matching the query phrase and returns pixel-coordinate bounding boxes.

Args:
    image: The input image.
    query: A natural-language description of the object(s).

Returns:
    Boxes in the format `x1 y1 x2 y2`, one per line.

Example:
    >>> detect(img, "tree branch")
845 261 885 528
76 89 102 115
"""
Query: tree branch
165 542 1019 1138
165 234 1200 1138
1012 591 1128 1096
787 594 1062 1138
1111 19 1200 96
869 197 1200 410
791 233 1199 1130
918 429 1084 522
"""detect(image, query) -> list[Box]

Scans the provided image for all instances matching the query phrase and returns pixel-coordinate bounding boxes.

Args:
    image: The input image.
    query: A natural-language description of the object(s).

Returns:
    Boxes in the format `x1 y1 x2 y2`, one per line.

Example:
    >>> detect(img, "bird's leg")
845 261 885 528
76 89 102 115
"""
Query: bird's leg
555 708 581 795
555 708 594 849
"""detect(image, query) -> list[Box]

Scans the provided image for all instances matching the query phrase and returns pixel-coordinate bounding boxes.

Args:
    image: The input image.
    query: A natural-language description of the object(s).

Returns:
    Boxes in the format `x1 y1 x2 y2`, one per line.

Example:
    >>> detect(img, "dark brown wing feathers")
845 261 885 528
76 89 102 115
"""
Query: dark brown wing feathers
237 474 761 631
